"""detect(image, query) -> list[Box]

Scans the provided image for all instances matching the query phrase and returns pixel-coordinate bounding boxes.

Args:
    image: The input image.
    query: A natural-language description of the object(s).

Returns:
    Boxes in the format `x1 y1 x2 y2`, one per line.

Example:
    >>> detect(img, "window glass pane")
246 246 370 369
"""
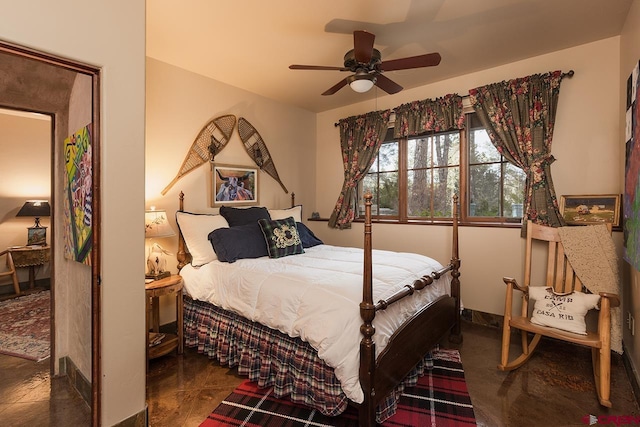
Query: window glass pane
469 163 500 216
361 175 378 216
503 162 526 218
377 171 398 215
433 166 458 217
408 138 430 169
433 132 460 166
407 169 431 217
378 142 398 172
469 129 500 163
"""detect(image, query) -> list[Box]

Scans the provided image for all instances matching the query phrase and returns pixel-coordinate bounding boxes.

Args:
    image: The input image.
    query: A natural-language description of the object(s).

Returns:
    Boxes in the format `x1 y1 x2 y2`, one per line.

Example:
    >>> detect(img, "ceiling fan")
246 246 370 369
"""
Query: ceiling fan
289 30 441 96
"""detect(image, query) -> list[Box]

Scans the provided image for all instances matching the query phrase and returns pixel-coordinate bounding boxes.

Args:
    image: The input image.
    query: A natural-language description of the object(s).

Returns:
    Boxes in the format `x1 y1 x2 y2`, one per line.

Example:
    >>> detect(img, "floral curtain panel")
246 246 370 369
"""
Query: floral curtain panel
329 110 391 229
393 94 465 138
469 70 567 234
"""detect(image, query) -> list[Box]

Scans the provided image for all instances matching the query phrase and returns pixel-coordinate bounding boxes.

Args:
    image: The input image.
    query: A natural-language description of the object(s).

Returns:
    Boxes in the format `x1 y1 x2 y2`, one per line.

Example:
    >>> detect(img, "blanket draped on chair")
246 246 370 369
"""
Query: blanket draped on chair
558 224 622 354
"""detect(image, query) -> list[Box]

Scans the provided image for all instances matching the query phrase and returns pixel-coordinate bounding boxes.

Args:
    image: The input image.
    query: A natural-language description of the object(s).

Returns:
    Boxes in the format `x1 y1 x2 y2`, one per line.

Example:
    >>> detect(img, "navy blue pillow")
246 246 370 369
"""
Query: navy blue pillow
219 206 270 227
296 222 323 248
208 222 268 263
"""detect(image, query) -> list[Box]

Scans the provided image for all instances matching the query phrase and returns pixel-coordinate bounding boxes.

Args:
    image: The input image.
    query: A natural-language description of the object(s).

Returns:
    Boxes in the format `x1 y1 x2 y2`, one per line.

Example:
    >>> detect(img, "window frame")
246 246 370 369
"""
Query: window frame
358 113 524 228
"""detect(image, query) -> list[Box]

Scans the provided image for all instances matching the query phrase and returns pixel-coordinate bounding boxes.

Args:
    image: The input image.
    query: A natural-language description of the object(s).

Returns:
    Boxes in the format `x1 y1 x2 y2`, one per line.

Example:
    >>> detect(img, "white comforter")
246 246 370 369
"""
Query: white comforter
180 244 451 404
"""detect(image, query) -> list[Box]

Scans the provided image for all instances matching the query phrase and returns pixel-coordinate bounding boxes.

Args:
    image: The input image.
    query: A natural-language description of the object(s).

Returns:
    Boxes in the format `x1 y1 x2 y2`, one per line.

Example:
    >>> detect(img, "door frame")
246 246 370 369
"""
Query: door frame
0 40 102 427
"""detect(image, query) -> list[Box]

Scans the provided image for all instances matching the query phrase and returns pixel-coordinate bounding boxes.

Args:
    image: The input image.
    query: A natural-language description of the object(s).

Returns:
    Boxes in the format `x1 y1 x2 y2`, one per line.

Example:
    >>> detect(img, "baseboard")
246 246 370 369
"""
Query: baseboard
461 308 503 329
622 343 640 409
110 405 147 427
58 356 91 407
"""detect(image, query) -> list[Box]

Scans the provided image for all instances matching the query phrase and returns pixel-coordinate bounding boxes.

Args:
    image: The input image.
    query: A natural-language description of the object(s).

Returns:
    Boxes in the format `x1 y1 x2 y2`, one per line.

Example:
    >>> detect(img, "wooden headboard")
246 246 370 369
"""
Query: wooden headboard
176 191 296 270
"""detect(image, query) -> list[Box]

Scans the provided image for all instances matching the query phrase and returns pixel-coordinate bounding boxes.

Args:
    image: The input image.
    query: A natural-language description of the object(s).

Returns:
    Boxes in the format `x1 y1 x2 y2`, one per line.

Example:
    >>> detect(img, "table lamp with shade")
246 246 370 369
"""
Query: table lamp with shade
145 208 175 280
16 200 50 246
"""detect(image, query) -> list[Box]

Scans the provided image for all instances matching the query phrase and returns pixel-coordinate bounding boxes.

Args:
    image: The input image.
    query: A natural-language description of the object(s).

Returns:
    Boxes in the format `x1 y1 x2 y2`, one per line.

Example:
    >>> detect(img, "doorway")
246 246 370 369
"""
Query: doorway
0 42 101 426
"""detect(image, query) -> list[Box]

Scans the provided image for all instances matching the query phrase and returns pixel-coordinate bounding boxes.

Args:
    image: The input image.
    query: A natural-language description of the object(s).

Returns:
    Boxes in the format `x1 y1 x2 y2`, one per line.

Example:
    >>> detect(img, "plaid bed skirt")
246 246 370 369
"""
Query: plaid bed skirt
183 295 435 423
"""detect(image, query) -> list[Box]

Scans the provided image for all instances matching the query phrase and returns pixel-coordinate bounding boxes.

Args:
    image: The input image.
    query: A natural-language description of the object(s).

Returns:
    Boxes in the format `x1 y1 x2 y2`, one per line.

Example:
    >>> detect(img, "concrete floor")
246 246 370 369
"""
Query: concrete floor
0 320 638 426
145 320 640 426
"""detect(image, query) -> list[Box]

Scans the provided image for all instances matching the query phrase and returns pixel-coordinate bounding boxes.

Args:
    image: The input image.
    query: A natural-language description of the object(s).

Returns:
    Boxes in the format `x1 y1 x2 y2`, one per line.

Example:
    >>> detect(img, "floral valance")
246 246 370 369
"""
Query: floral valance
393 94 465 138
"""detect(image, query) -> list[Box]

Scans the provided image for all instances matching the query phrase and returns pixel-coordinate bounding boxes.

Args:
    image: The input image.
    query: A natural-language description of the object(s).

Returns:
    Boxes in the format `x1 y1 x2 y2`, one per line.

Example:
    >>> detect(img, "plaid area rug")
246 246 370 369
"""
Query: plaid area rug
201 349 476 427
0 291 50 362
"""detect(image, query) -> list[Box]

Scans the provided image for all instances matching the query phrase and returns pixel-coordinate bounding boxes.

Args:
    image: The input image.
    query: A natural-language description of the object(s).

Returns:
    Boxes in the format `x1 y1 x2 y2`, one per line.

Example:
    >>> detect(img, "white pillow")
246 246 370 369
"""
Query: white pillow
176 211 229 266
529 286 600 335
268 205 302 223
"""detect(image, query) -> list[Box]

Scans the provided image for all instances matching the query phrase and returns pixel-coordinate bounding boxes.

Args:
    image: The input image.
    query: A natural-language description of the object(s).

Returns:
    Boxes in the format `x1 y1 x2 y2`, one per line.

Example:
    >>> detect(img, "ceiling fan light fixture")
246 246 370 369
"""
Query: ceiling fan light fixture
348 73 376 93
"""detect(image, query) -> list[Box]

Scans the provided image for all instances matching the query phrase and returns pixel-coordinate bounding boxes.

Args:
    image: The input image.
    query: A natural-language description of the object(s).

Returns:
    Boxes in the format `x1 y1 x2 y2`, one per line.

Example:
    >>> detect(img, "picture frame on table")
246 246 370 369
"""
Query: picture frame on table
559 194 621 227
27 226 47 246
211 164 259 207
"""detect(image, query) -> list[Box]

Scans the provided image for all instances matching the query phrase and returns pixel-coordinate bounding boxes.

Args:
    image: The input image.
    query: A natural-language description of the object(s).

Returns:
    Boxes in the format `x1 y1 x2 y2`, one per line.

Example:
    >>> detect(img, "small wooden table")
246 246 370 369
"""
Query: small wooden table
145 274 184 371
9 246 50 290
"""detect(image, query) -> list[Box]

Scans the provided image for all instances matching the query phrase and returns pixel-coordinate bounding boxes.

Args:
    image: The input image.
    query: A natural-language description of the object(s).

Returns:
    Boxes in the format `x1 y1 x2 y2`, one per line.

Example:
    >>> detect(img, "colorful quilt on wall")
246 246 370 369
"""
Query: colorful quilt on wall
63 124 92 265
625 62 640 271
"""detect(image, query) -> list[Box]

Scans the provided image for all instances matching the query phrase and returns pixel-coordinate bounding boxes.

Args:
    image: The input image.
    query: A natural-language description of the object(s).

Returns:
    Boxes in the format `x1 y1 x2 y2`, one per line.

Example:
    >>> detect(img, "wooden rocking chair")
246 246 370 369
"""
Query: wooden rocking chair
0 249 20 296
499 220 620 407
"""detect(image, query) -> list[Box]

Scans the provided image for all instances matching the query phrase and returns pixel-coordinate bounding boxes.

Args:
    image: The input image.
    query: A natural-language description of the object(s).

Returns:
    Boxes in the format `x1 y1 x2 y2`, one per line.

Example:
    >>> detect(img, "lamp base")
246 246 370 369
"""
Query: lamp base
145 271 171 281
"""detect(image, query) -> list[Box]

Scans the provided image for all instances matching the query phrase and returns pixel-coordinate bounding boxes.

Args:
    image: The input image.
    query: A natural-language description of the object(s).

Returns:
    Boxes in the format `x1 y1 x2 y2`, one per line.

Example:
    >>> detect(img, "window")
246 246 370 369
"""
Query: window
360 112 526 225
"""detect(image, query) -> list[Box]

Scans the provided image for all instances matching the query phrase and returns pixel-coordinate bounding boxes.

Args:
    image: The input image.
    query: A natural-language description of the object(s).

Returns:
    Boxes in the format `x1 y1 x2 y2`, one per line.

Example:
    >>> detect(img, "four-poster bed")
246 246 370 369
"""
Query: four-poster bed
175 191 462 426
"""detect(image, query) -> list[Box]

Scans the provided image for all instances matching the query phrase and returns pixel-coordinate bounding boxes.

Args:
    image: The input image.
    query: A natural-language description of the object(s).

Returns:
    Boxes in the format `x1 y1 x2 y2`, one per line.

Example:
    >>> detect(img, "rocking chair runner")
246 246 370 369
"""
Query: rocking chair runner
499 220 620 407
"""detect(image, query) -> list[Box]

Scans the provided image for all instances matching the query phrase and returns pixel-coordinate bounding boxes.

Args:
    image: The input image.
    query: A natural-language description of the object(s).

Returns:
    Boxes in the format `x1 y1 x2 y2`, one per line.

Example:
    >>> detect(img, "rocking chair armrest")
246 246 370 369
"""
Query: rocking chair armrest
503 277 528 294
599 292 620 308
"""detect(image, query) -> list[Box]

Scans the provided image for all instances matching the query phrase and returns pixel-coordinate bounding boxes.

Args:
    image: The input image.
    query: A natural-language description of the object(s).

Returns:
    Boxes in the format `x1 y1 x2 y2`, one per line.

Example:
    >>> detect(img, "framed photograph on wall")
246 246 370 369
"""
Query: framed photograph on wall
559 194 621 227
211 164 259 207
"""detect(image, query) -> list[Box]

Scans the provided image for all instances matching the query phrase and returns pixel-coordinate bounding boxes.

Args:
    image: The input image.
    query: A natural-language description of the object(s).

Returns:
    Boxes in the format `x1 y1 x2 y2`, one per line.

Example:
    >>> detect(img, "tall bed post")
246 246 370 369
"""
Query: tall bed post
359 193 376 427
177 191 189 270
450 194 463 343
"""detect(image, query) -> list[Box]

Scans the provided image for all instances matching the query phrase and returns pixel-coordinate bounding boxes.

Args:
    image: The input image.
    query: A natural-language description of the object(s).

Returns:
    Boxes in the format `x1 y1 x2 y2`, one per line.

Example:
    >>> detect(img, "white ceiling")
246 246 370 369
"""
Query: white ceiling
146 0 633 113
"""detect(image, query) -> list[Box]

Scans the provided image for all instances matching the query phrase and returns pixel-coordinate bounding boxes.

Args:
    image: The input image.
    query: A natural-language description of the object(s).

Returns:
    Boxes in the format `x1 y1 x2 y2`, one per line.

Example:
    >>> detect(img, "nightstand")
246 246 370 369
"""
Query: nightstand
145 274 183 371
9 245 50 290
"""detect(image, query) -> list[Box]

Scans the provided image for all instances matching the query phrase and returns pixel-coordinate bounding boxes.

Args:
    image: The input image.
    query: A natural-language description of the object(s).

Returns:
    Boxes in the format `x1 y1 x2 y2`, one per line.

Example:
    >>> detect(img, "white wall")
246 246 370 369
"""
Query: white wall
619 0 640 390
0 2 146 426
145 58 316 323
312 37 624 317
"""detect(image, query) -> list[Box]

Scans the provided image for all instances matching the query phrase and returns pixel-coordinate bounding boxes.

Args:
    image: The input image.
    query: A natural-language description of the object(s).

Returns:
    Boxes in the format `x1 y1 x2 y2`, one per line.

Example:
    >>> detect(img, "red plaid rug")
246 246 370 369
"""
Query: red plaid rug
200 349 476 427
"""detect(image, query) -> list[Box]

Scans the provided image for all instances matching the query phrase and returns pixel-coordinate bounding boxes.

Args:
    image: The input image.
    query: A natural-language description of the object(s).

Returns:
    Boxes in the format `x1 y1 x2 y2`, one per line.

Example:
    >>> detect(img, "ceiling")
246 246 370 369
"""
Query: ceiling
146 0 633 113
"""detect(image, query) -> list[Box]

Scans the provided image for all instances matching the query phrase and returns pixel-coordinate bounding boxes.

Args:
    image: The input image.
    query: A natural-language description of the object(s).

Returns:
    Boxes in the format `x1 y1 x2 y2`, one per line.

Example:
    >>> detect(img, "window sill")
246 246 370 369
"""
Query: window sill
308 217 523 228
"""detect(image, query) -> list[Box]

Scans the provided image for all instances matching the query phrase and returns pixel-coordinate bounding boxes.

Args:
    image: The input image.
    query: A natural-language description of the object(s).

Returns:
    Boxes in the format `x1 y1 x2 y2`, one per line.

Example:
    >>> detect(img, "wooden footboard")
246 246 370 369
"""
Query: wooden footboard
358 193 461 426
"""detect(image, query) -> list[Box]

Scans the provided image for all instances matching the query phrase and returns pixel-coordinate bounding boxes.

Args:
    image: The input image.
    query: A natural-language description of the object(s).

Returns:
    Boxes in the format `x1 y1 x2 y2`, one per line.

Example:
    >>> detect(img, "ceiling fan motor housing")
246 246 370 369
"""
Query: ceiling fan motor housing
343 48 381 72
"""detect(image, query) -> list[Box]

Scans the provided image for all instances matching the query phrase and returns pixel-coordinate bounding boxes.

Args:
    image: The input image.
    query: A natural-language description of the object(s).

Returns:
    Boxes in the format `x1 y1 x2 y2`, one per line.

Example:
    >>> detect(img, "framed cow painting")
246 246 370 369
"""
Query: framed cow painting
211 164 259 207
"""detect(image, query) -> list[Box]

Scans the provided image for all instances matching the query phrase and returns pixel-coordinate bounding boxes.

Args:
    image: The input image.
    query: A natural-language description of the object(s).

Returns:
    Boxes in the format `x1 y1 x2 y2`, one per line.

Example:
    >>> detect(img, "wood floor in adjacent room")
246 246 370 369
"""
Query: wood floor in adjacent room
0 321 638 426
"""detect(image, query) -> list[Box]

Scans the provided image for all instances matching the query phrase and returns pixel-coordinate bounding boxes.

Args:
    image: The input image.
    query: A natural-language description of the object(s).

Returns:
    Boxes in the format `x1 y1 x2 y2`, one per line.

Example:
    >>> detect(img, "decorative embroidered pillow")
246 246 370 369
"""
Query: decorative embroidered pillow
528 286 600 335
258 217 304 259
268 205 302 223
176 211 229 266
219 206 270 227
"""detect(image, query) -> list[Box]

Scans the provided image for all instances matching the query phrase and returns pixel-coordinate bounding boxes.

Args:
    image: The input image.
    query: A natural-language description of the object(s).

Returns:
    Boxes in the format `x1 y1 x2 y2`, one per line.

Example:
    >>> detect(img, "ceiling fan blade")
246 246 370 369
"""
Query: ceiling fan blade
322 78 349 96
289 64 349 71
374 74 403 94
380 52 441 71
353 30 375 64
